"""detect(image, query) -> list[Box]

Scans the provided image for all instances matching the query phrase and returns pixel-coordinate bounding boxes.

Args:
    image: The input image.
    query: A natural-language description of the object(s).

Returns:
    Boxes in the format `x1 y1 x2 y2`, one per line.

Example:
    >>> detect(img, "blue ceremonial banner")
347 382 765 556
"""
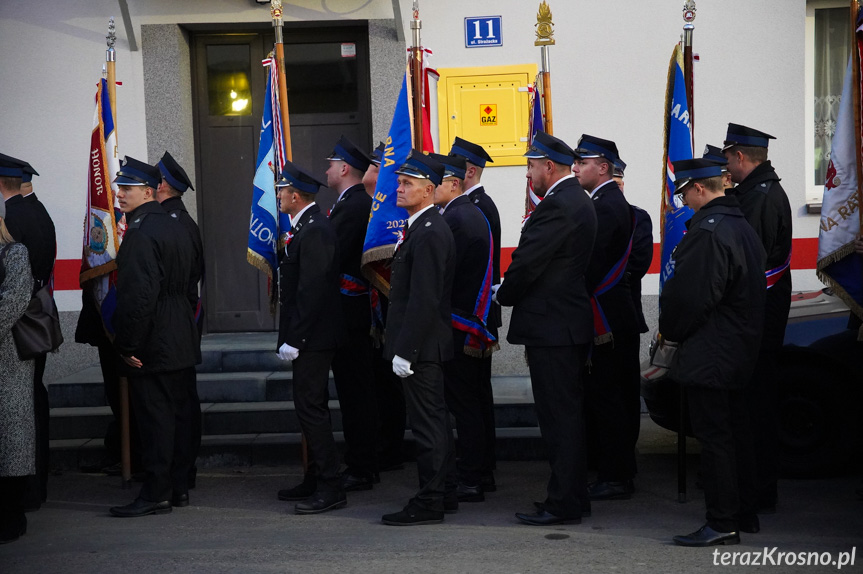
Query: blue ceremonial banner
659 44 694 293
247 58 287 284
817 47 863 328
361 70 412 293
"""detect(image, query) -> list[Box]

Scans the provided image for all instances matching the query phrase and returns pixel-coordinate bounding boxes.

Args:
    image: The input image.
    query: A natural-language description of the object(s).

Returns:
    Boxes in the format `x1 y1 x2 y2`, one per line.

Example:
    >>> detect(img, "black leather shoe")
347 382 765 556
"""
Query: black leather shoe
738 514 760 534
382 503 444 526
294 490 347 515
0 514 26 544
110 498 172 518
481 474 497 493
340 472 374 492
673 524 740 547
456 483 485 502
172 493 189 508
533 501 591 518
516 509 580 526
278 476 317 501
588 481 632 500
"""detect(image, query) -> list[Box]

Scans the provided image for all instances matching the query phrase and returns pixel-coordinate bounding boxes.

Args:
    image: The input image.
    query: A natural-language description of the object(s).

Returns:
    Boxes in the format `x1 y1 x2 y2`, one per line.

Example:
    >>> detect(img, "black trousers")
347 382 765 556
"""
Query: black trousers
443 348 487 486
186 367 202 479
402 361 454 511
293 349 340 492
24 354 49 507
584 331 641 482
0 476 28 536
373 351 406 467
478 355 497 477
526 345 590 518
687 386 757 532
746 347 779 506
331 329 379 477
129 368 194 502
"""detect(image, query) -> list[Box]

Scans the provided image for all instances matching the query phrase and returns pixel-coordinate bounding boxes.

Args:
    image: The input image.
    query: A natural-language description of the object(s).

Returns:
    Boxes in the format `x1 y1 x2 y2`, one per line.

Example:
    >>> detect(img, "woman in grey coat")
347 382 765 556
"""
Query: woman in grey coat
0 203 35 544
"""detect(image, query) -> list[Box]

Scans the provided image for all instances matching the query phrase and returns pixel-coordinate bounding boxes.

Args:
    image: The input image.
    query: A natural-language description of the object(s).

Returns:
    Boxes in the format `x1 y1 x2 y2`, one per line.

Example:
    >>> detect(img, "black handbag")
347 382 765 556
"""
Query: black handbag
12 285 64 360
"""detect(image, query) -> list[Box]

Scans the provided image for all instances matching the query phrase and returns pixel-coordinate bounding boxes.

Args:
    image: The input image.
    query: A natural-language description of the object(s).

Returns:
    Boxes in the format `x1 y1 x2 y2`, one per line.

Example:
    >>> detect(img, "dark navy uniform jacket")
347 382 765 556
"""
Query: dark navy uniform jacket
497 176 597 347
727 161 792 350
660 195 766 390
278 203 344 351
585 181 639 338
384 206 455 363
627 206 654 334
162 195 204 351
113 200 198 375
466 185 502 334
440 194 492 350
4 193 56 290
328 183 372 333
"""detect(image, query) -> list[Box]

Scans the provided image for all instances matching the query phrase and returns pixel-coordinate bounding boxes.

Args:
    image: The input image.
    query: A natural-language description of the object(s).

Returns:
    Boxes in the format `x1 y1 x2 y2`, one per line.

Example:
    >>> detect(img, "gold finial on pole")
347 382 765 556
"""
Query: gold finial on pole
682 0 697 26
535 1 555 47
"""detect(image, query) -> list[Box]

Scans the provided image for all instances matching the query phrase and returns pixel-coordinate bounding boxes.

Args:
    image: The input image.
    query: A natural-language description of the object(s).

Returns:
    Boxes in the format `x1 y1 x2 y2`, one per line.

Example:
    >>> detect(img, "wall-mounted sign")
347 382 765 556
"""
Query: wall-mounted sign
341 43 356 58
480 104 498 126
465 16 502 48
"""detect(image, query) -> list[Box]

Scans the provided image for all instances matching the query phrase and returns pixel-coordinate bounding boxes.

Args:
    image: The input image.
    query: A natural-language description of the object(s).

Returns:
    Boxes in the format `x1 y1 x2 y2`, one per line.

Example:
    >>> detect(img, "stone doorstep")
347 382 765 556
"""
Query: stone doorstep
49 427 548 470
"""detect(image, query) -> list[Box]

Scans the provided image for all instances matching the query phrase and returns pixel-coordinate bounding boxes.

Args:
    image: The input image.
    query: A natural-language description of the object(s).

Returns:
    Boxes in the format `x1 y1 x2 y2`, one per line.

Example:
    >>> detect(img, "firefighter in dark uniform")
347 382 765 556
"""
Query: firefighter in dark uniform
109 157 198 517
661 158 765 546
323 136 380 492
571 135 641 501
274 161 347 515
156 151 204 489
496 132 597 526
429 152 495 503
0 154 56 509
381 151 456 526
448 137 500 492
722 124 793 513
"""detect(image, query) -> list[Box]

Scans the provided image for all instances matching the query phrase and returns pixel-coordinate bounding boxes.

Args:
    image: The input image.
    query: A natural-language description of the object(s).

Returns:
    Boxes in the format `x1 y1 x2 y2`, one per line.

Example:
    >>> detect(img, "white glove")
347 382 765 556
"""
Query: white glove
490 283 501 303
278 343 300 362
392 354 414 378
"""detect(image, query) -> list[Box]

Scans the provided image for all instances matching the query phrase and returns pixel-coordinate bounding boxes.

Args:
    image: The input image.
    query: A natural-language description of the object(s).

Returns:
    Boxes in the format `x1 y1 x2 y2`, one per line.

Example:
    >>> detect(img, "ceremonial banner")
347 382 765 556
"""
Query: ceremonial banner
524 75 545 218
361 71 413 293
80 77 123 329
247 57 290 288
818 47 863 327
659 44 694 293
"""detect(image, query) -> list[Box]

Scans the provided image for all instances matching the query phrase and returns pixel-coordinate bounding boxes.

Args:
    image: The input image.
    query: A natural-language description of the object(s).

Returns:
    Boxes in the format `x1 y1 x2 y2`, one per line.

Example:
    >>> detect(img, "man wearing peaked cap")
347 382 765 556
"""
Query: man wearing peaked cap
156 151 204 493
322 136 381 494
0 153 56 509
362 141 386 197
660 157 766 546
429 151 495 503
274 160 347 515
612 159 626 190
572 134 642 503
109 156 198 518
722 123 792 514
381 149 457 526
496 131 597 526
448 137 500 492
702 144 733 190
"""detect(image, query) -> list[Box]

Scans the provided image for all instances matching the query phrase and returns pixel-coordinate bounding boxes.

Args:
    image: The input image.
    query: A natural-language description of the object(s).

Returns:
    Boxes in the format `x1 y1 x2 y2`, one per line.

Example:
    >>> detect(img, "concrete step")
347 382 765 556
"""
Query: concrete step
198 332 283 373
49 427 547 470
49 392 539 440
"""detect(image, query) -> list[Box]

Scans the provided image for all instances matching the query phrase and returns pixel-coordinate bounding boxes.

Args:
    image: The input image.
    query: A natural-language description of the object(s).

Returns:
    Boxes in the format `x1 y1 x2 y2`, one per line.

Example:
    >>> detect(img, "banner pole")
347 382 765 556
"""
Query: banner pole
535 2 555 136
852 0 863 231
105 17 132 489
409 1 424 149
271 1 293 162
682 2 696 149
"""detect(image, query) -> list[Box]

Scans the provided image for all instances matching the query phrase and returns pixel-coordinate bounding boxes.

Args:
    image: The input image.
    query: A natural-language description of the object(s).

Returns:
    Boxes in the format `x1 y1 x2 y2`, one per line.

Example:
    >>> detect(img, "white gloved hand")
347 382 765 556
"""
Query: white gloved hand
392 354 414 378
278 343 300 362
490 283 501 303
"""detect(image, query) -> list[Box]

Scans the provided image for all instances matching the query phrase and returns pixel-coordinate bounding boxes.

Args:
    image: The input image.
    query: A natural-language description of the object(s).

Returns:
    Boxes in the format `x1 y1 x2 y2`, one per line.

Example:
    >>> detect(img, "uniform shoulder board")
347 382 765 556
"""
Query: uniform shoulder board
698 213 725 231
757 180 774 194
128 212 149 229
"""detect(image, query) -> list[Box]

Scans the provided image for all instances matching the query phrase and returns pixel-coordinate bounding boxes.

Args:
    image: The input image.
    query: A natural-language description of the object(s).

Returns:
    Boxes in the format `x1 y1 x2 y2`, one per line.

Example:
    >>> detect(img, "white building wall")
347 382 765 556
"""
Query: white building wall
1 0 822 312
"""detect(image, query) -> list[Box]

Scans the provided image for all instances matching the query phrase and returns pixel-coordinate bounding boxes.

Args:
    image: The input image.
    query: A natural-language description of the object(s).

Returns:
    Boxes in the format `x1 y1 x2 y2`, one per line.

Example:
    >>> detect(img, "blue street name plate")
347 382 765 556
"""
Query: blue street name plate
465 16 502 48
